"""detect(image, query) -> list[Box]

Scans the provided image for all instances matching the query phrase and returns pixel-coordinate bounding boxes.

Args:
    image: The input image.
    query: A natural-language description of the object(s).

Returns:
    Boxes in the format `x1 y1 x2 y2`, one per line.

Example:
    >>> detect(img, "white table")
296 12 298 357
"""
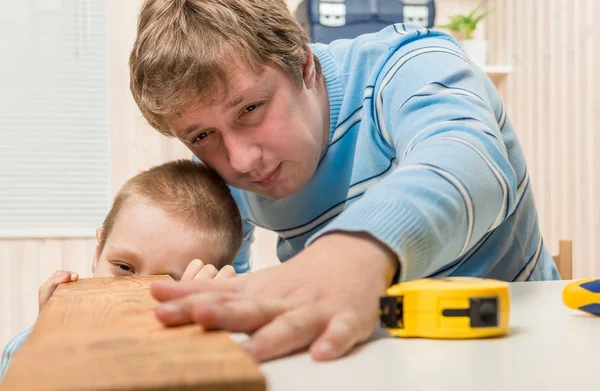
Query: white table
259 280 599 390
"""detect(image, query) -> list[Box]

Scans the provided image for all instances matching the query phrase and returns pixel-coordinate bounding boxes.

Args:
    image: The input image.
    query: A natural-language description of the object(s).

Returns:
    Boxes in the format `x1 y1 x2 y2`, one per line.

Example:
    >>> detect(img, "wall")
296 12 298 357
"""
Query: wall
0 0 191 352
484 0 599 277
434 0 600 279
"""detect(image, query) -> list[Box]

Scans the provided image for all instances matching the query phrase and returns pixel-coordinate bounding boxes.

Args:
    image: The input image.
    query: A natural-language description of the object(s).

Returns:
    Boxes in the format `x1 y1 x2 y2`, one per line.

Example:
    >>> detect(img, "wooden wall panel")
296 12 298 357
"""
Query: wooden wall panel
0 239 96 352
484 0 599 278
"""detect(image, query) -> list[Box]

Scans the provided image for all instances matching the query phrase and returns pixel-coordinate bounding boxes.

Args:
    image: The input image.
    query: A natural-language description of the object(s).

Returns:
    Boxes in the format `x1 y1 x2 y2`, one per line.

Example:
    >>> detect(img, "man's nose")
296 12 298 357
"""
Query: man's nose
223 134 261 174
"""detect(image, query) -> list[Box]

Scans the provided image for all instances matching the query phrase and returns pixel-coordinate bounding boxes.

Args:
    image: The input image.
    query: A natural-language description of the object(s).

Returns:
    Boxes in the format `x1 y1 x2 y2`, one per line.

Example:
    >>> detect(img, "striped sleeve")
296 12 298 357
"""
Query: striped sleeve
1 327 32 380
315 38 518 282
231 217 254 274
228 187 255 274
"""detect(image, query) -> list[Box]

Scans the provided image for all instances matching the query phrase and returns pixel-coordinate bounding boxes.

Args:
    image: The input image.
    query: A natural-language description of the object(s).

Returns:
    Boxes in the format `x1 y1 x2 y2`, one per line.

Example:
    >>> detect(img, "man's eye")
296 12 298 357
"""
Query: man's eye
194 132 209 142
244 103 260 113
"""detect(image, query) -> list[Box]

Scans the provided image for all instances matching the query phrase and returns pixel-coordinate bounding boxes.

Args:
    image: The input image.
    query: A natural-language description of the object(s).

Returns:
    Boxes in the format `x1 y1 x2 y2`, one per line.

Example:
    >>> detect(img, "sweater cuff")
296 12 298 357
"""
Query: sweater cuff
305 200 431 283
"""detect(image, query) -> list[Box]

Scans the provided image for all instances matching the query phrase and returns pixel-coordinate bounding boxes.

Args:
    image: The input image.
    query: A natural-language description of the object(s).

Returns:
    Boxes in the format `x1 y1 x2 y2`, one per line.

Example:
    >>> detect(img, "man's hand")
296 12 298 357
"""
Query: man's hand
150 232 398 362
180 259 237 281
39 270 79 313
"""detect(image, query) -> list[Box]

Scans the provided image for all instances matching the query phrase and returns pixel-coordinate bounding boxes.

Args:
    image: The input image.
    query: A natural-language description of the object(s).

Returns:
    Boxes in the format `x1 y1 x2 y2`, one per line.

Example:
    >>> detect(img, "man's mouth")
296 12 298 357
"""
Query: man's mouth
253 163 282 188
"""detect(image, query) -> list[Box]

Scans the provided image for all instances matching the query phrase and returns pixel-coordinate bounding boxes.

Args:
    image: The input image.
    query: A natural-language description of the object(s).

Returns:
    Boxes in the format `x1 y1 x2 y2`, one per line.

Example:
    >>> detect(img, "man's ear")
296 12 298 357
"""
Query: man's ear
92 228 104 273
302 44 317 90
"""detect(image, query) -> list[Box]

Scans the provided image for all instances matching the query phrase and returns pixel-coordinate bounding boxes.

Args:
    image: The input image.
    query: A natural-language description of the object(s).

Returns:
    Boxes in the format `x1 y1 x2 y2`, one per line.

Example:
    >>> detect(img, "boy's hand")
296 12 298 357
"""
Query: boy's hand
39 270 79 313
181 259 237 281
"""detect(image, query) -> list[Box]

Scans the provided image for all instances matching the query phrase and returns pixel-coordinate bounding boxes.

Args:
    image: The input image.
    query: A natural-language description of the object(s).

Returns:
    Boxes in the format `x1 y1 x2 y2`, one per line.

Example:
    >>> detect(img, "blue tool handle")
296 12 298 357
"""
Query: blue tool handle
578 279 600 315
563 278 600 316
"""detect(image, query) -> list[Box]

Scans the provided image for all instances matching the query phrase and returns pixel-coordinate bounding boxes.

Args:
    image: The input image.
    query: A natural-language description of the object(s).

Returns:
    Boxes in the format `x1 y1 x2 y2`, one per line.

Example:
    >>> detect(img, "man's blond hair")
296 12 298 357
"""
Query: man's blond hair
129 0 321 136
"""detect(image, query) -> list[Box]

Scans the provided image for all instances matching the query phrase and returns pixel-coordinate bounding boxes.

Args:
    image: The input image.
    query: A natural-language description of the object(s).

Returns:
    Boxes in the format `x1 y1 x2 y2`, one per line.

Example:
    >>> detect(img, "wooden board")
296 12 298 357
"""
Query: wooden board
1 275 266 391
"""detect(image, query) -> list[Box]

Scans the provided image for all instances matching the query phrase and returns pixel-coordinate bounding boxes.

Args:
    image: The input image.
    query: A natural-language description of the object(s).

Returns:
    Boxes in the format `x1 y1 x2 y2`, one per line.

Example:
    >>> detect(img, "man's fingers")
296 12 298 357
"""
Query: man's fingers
191 298 287 333
215 265 236 280
193 264 218 280
241 306 329 362
309 312 367 361
151 278 237 302
181 259 204 281
155 293 286 334
154 292 233 326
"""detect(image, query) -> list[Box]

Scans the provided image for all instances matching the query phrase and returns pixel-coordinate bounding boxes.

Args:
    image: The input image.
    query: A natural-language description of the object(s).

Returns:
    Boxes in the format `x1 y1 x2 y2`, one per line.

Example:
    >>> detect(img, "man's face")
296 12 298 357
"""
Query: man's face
92 201 220 280
168 54 329 200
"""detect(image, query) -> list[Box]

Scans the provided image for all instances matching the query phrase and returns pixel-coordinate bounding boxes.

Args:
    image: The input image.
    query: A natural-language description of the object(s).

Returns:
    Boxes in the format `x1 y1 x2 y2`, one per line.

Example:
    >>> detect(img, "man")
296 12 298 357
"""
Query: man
128 0 559 363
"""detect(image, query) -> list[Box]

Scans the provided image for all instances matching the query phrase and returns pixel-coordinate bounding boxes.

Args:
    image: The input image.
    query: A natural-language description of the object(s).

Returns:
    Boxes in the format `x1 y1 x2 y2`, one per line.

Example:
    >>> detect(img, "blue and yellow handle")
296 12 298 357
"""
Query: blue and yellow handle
563 278 600 316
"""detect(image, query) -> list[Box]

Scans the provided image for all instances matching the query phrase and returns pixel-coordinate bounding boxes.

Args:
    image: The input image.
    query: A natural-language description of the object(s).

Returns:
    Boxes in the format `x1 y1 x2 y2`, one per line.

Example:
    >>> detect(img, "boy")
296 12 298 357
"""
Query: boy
1 159 242 379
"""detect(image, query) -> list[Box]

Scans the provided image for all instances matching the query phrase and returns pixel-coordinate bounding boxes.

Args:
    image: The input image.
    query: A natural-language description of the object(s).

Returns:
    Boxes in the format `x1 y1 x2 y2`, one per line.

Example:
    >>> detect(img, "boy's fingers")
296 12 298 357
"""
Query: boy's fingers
193 264 218 280
39 271 73 298
181 259 204 281
39 271 78 312
215 265 236 280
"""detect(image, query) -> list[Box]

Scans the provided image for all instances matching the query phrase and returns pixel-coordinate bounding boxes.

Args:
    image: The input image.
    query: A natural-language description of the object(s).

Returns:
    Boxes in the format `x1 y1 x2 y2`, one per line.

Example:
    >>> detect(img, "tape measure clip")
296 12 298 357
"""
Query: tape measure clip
380 295 404 329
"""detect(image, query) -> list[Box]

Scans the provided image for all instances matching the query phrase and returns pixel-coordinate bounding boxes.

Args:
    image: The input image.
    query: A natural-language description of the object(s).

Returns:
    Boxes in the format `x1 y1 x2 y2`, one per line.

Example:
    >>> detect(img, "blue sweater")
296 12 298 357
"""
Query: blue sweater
230 23 559 282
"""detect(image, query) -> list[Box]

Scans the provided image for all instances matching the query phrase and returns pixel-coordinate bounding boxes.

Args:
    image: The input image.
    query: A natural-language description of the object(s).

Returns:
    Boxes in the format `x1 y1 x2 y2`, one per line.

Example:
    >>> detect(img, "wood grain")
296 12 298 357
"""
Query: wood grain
1 275 266 391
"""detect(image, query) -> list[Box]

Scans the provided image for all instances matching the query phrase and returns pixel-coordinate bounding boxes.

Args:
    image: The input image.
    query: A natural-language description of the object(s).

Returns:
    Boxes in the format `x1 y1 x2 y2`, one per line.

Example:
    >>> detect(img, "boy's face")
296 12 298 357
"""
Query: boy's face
168 49 330 200
92 200 220 280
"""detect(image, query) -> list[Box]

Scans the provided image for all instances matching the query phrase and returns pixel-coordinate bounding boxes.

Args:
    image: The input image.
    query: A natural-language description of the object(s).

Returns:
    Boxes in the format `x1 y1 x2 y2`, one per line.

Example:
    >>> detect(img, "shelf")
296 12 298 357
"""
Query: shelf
483 65 513 75
483 65 512 86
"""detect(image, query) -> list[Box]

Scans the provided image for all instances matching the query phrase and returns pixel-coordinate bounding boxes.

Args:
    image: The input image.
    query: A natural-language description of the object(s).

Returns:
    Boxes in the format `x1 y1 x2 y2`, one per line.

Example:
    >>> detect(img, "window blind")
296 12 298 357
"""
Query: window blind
0 0 109 238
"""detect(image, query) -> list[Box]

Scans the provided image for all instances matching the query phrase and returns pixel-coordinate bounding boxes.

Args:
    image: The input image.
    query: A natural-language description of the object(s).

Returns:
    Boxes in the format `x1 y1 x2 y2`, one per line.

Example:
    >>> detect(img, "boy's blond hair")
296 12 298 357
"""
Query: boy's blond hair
99 159 242 268
129 0 321 136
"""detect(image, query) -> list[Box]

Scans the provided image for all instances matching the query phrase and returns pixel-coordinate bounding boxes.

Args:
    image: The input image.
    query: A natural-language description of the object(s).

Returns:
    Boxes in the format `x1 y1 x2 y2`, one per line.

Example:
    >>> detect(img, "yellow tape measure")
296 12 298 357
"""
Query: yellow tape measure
379 277 510 339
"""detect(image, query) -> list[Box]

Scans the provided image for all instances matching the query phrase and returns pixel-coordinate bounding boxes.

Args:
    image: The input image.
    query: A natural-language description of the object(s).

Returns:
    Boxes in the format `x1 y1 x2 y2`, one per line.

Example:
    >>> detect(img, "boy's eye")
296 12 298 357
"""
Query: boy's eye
113 262 134 274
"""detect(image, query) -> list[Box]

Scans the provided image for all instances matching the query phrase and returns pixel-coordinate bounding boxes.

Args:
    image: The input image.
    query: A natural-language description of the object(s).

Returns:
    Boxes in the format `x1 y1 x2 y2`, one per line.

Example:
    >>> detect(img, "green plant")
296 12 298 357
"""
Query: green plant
437 5 493 40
